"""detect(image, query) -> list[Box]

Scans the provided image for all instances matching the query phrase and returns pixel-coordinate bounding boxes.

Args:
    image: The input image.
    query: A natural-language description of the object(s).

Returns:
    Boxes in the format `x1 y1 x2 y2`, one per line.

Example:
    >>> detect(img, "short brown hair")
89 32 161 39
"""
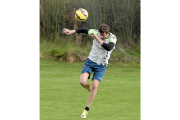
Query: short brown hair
98 23 109 34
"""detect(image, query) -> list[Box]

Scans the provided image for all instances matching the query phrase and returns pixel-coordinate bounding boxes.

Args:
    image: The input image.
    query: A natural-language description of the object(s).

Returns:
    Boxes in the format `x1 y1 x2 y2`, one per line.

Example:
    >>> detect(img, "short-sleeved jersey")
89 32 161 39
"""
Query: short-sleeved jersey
88 29 117 65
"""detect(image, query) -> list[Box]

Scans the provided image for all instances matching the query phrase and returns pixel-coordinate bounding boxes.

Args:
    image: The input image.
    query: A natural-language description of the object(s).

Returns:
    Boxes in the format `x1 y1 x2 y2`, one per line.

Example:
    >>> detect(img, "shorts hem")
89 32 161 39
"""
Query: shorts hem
92 78 102 82
81 70 91 75
81 71 91 79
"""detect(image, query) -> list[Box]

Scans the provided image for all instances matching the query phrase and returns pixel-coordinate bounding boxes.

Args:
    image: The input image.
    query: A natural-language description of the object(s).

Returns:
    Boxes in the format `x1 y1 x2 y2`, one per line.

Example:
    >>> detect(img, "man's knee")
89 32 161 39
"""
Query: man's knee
92 84 98 91
80 79 87 85
91 80 99 91
92 85 98 90
80 72 89 85
80 80 85 85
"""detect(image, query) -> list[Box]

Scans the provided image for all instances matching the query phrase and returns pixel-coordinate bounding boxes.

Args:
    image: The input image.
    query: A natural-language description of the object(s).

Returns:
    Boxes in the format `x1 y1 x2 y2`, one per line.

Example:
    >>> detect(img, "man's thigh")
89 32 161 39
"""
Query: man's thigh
80 72 90 83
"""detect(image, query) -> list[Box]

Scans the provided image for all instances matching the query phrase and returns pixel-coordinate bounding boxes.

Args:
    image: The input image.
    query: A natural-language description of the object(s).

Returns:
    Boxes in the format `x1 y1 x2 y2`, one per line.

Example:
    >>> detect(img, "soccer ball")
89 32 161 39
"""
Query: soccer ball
75 8 88 21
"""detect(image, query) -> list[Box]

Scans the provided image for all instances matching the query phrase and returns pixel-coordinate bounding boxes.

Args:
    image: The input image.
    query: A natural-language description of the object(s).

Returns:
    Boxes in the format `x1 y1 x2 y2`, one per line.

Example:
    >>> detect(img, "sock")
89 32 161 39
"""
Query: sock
85 106 90 111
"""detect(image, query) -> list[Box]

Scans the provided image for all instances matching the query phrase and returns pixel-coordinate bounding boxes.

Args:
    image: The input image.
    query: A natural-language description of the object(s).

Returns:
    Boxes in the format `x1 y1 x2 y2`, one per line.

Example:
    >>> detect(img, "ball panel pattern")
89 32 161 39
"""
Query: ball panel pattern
75 8 88 21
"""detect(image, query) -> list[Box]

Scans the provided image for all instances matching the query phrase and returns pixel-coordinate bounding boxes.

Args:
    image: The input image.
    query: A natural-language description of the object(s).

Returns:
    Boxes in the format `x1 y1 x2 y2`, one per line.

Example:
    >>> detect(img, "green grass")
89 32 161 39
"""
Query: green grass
127 44 140 58
40 58 140 120
40 36 91 59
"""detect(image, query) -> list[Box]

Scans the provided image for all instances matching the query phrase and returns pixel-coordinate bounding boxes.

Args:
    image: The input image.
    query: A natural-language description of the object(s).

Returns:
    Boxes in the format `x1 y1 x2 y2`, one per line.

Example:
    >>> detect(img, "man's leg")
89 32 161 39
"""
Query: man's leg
81 79 99 118
87 79 99 108
80 72 92 92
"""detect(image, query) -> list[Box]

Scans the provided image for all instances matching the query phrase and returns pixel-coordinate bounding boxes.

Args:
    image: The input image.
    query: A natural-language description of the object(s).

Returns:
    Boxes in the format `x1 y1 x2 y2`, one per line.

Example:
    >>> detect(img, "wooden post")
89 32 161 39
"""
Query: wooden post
72 8 80 49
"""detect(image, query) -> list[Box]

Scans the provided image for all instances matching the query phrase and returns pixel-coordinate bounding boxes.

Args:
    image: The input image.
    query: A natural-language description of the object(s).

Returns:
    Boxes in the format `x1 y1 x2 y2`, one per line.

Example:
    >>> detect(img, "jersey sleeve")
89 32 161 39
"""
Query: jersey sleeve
110 35 117 44
75 28 89 34
88 29 98 36
102 42 115 51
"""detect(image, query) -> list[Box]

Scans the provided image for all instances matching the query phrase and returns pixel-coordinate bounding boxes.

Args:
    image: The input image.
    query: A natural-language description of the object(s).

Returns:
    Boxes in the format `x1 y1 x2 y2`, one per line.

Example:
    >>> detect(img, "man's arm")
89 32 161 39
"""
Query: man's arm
62 28 76 35
63 28 115 51
62 28 89 35
102 42 115 51
90 33 115 51
75 28 89 34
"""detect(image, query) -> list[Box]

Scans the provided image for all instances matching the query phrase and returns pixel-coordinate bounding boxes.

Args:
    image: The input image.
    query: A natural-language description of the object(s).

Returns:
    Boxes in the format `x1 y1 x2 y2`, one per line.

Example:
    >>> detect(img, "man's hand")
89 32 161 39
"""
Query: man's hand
90 33 103 45
62 28 75 35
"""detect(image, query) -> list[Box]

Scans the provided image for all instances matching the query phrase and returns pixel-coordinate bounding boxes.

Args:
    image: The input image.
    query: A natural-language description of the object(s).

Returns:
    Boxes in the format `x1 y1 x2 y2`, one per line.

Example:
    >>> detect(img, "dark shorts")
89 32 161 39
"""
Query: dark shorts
81 58 107 82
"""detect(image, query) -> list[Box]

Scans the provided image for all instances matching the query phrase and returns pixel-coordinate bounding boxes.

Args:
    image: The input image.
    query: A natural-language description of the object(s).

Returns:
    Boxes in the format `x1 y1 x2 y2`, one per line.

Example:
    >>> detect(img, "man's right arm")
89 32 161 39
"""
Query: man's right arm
62 28 89 35
75 28 89 34
62 28 76 35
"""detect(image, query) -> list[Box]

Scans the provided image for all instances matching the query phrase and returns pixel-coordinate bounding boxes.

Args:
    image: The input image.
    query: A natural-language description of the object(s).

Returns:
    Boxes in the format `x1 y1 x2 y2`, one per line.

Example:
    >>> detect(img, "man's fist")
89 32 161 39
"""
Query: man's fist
62 28 75 35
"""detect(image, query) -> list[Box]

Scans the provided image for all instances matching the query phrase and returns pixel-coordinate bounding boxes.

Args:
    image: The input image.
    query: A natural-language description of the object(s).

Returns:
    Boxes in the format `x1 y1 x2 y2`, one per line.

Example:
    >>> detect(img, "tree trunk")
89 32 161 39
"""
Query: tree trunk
72 8 80 49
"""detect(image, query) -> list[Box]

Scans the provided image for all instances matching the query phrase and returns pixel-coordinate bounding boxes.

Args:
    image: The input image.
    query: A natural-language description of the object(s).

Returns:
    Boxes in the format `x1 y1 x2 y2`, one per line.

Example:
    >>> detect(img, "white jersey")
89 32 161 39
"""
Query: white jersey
88 29 117 65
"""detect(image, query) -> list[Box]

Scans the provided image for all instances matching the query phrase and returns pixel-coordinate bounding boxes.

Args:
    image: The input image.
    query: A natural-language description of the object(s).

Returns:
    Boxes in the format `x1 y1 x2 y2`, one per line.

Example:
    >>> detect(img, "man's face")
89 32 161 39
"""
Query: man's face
100 32 109 40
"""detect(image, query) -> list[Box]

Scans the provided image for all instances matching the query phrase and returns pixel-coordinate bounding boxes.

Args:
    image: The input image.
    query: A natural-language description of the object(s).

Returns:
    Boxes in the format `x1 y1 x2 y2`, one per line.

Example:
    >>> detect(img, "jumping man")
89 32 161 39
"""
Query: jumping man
62 23 117 119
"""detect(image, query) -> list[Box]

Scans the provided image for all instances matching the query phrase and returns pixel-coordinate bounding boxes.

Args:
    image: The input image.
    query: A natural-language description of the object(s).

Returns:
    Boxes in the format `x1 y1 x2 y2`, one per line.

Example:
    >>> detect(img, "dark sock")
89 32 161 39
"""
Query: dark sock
85 106 90 111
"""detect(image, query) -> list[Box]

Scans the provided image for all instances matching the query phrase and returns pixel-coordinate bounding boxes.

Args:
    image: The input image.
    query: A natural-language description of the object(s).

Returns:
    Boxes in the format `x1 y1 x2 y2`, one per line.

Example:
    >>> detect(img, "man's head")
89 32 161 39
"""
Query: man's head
98 23 110 40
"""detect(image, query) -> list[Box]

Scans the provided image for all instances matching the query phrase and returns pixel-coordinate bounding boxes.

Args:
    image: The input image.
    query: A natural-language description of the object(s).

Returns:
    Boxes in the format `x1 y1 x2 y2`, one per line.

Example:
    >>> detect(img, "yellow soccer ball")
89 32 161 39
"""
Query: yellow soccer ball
75 8 88 21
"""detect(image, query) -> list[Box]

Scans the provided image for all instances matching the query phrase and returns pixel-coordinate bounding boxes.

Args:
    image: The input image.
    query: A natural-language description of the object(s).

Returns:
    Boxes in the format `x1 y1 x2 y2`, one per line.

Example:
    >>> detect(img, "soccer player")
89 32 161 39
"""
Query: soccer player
62 23 117 119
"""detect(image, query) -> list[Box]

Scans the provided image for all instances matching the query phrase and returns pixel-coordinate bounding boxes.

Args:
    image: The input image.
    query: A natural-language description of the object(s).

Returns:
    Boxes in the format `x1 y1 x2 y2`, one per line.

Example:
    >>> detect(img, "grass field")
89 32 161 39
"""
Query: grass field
40 58 140 120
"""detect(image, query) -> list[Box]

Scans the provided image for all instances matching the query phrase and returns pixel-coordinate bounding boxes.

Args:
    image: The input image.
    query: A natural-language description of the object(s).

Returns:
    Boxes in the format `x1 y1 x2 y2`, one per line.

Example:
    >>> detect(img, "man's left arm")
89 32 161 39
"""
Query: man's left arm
101 42 115 51
102 36 117 51
91 33 117 51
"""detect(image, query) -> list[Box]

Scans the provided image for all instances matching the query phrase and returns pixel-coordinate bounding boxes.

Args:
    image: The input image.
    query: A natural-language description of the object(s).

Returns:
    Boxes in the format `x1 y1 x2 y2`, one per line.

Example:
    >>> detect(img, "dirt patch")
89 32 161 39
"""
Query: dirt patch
40 52 44 58
58 55 140 63
41 52 140 63
109 55 140 63
58 54 87 63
